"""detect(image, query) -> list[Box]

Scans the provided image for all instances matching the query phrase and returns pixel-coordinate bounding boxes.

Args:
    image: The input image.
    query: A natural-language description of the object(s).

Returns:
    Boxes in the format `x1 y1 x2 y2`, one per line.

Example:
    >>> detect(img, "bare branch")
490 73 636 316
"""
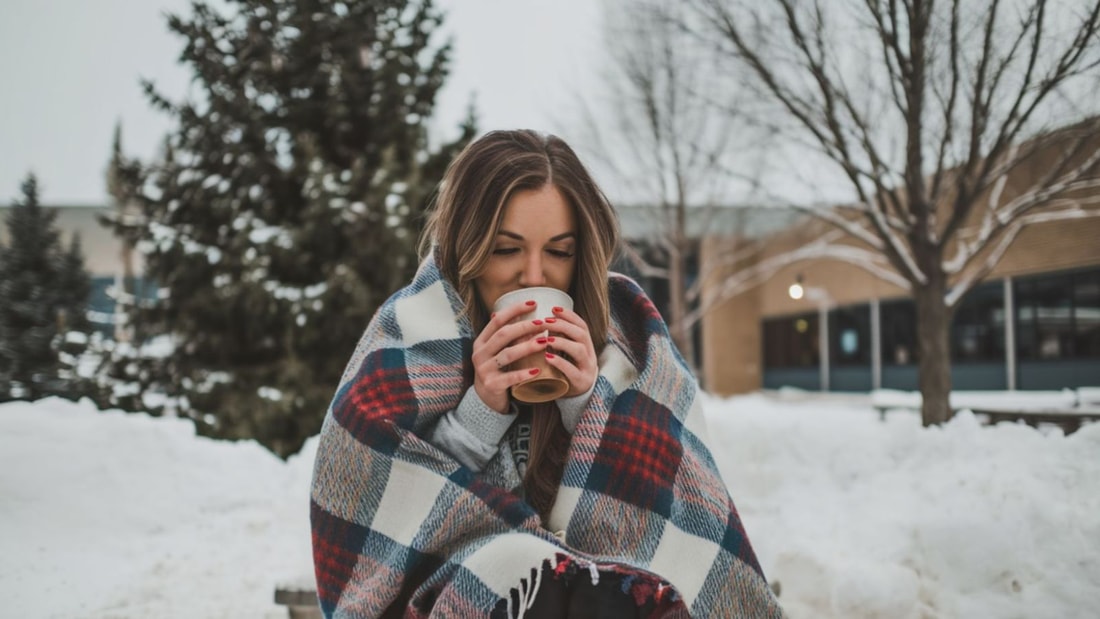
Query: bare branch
946 205 1100 306
944 134 1100 278
618 241 670 280
863 0 910 118
693 0 934 285
685 235 910 328
699 0 873 196
960 3 1100 219
928 0 962 207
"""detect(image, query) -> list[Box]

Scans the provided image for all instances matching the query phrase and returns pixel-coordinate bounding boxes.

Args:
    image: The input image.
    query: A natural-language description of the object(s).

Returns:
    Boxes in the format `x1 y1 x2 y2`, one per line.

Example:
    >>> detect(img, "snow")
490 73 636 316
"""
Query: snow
0 398 315 618
2 392 1098 618
870 387 1080 410
708 392 1100 618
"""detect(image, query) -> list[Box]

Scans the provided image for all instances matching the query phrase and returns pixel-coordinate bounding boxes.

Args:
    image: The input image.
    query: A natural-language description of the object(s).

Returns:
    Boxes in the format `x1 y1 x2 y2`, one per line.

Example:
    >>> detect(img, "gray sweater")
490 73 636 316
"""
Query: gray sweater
427 384 594 472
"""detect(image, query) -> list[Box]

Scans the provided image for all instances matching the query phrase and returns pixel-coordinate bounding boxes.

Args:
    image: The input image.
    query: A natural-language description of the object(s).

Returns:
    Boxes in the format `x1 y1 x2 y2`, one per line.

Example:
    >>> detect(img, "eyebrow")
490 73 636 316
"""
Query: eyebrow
497 230 576 242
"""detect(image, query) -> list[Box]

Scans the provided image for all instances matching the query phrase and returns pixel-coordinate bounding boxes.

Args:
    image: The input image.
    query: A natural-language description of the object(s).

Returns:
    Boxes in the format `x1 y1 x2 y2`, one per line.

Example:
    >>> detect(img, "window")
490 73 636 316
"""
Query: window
880 299 917 365
1016 267 1100 360
829 304 870 366
951 282 1005 362
1074 270 1100 358
763 313 819 368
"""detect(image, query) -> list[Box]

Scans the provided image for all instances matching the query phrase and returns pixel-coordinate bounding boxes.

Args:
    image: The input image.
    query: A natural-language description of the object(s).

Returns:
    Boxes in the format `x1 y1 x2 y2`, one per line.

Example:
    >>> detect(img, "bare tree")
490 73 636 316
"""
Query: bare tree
687 0 1100 425
575 0 772 367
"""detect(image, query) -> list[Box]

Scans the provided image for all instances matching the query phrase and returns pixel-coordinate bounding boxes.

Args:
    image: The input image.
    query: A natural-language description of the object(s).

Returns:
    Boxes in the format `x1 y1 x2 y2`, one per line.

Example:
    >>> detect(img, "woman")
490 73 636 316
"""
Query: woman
311 130 782 618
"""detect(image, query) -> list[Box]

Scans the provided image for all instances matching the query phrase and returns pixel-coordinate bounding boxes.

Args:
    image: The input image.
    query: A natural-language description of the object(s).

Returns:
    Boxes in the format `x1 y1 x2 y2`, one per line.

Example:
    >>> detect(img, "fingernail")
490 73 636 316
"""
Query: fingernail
547 337 556 343
545 353 555 359
490 313 496 319
544 318 557 323
525 300 536 306
529 368 540 375
552 306 564 313
536 337 547 344
532 319 543 325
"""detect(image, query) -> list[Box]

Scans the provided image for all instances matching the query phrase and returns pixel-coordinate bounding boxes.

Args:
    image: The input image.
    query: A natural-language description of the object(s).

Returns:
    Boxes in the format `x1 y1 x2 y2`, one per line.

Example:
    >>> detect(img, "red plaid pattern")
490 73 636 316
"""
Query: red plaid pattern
674 450 740 523
336 349 417 440
590 391 683 515
610 284 667 367
311 501 372 615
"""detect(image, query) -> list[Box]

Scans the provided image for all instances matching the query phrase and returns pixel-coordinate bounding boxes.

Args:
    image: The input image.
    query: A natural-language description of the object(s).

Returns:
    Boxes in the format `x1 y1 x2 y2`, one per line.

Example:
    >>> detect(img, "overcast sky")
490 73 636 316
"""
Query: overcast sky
0 0 603 205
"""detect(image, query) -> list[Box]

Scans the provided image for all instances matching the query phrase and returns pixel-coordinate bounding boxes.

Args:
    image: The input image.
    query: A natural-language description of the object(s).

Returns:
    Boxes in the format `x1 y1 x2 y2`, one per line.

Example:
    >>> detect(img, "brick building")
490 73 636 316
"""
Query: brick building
699 125 1100 395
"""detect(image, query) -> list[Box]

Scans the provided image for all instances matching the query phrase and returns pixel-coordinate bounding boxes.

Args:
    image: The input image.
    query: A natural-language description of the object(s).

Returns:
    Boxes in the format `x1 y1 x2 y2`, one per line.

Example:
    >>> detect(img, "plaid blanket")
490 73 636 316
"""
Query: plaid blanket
311 257 782 618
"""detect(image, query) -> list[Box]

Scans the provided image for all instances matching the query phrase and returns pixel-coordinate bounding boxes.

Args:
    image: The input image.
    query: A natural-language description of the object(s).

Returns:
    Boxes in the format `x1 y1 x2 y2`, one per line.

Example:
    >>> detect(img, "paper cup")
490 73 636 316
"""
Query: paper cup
492 287 574 403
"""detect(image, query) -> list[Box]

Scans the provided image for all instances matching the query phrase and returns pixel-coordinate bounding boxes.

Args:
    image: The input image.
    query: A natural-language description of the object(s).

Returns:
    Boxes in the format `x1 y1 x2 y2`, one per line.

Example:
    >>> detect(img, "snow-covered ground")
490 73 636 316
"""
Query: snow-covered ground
2 393 1098 618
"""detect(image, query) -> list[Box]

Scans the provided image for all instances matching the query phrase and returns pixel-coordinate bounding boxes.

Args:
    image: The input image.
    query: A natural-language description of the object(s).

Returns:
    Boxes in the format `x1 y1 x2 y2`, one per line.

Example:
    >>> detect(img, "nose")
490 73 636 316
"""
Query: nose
519 251 546 287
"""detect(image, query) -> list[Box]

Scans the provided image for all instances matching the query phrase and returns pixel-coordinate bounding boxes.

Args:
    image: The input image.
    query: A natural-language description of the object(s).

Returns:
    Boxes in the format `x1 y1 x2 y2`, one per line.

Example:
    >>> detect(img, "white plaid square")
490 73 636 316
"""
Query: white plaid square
371 458 447 546
546 485 583 532
649 521 722 606
597 343 638 393
395 280 460 345
463 533 560 597
682 395 710 440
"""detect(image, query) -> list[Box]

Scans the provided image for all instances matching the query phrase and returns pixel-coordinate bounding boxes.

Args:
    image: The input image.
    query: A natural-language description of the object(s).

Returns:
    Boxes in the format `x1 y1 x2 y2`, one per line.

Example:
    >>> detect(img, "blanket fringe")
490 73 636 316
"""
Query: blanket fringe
525 562 543 613
501 554 685 618
509 564 545 619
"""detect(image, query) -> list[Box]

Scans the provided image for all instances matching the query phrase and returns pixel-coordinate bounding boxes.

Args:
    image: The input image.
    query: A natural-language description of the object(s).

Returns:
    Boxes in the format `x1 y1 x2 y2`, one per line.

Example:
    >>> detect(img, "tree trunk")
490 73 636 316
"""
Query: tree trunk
914 273 953 426
668 242 695 370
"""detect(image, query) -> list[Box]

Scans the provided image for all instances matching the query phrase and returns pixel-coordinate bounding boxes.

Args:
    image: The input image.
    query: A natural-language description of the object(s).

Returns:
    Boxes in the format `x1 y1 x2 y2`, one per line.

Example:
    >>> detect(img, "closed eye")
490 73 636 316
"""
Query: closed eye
493 247 520 255
548 249 575 259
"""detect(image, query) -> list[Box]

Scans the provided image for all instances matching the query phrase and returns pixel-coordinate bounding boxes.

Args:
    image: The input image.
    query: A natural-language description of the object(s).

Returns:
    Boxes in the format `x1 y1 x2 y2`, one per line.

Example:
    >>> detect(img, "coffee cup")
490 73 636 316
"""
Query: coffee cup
493 287 574 403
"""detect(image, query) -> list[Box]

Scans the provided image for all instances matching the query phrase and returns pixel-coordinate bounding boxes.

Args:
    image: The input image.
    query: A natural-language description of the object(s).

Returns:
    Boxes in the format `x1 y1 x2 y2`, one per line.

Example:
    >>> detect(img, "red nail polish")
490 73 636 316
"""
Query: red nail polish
490 313 496 319
525 300 536 306
545 318 557 323
553 306 564 313
547 337 556 343
529 368 540 375
532 319 543 325
536 337 547 344
545 353 555 359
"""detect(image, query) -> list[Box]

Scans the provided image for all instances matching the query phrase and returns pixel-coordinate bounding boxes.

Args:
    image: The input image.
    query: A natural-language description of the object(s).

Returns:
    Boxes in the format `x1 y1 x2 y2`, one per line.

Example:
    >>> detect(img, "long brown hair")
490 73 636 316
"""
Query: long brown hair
421 129 620 519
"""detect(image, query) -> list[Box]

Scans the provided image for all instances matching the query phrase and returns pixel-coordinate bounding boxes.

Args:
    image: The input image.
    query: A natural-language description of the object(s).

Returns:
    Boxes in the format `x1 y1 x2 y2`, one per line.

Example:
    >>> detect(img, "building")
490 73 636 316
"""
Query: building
699 127 1100 395
612 203 801 369
0 204 142 337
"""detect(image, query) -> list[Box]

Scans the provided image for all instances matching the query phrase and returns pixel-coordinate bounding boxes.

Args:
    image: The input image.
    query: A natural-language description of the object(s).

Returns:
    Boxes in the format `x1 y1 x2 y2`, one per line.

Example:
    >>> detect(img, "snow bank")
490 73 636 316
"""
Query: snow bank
705 392 1100 618
0 398 316 618
2 393 1098 618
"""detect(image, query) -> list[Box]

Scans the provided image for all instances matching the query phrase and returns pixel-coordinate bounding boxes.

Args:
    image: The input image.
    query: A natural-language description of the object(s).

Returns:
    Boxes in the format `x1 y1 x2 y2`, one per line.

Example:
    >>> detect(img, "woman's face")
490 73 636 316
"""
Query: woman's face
475 183 578 311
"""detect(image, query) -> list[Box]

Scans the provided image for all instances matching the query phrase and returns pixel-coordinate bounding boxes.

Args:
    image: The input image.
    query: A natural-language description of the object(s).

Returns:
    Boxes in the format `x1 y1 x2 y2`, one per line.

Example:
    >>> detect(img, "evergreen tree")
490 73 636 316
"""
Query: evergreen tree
0 174 94 401
58 234 92 333
103 122 144 319
92 123 165 414
54 233 103 401
107 0 474 457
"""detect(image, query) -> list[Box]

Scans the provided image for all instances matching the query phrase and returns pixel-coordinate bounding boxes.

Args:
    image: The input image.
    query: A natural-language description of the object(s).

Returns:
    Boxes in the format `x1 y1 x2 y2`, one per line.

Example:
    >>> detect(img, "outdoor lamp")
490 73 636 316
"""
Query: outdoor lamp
788 275 805 300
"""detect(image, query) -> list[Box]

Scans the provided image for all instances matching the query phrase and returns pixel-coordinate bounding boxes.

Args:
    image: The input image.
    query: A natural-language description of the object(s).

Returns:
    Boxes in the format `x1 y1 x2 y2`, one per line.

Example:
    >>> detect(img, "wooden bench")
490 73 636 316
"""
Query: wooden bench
969 407 1100 435
274 586 321 619
871 388 1100 432
1077 387 1100 407
873 403 910 420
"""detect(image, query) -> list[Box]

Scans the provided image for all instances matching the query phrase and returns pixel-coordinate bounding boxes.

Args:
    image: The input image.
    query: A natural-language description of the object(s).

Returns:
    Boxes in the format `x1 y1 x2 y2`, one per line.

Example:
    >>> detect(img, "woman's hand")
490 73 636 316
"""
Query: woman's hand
543 305 598 398
472 299 552 413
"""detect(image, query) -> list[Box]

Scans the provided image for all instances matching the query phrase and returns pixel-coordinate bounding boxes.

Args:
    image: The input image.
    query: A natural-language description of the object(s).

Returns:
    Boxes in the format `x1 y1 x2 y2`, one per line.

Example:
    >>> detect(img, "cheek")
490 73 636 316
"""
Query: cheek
550 259 577 291
474 263 508 306
478 262 509 288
